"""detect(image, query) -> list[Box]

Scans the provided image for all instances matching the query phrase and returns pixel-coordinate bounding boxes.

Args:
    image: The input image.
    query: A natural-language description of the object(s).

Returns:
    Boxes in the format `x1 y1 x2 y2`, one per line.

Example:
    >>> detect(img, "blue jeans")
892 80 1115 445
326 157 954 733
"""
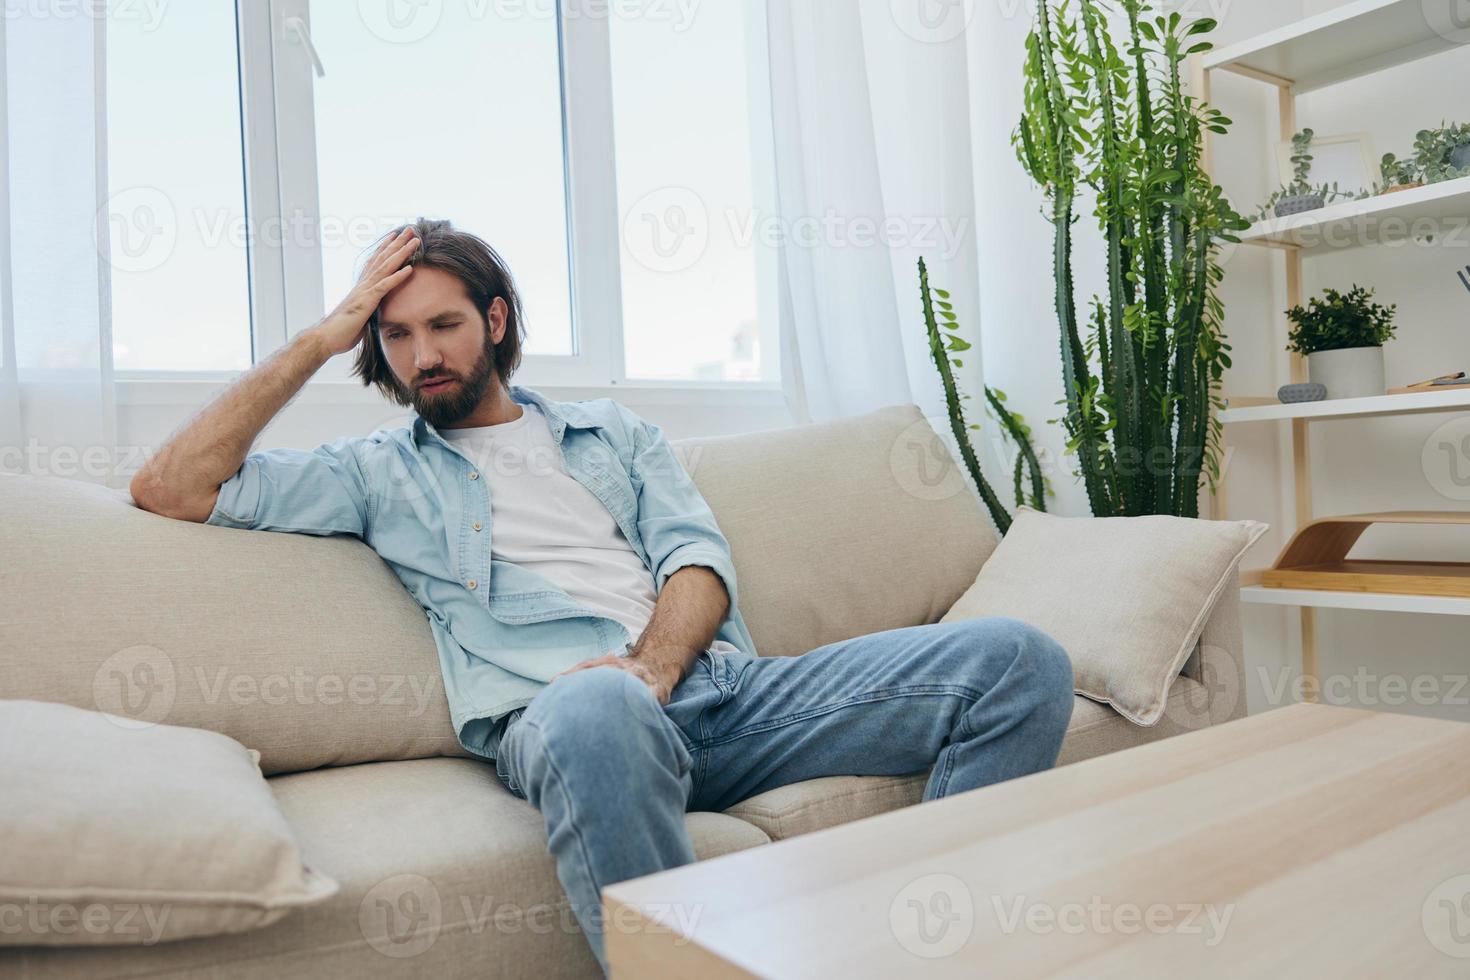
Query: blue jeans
492 616 1074 975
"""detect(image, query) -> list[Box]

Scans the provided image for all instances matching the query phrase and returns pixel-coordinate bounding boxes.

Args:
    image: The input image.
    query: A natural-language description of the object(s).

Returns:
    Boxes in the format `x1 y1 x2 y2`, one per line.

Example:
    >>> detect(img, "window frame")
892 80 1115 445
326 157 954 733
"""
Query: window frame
109 0 781 400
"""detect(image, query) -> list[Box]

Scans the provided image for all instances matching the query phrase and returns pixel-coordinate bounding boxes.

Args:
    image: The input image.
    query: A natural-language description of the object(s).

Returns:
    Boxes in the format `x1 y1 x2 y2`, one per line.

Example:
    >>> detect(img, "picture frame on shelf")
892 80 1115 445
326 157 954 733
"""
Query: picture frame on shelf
1275 132 1377 198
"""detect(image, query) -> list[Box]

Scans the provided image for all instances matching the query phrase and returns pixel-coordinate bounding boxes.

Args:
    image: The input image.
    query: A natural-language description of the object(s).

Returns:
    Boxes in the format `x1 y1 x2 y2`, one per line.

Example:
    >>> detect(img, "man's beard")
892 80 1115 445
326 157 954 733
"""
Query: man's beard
408 341 497 428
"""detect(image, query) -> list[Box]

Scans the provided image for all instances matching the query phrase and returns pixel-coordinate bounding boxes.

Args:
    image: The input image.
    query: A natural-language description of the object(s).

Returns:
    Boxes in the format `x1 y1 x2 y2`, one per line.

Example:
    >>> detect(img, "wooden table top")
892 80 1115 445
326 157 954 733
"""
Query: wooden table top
604 703 1470 978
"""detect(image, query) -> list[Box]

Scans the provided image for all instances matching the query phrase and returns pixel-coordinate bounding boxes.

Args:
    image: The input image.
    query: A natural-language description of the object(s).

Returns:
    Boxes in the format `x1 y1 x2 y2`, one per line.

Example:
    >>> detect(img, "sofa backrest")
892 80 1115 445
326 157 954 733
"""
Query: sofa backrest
0 403 995 774
676 404 996 659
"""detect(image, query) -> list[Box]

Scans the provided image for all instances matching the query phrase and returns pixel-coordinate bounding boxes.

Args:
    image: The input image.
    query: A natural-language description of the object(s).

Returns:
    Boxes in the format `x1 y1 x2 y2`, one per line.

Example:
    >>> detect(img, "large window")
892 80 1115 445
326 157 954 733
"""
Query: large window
105 3 251 372
101 1 779 389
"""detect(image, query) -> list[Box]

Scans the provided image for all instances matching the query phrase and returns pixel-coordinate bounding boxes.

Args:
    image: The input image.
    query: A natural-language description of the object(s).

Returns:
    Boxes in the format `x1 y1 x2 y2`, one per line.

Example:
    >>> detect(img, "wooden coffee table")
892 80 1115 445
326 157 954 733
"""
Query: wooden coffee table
604 703 1470 978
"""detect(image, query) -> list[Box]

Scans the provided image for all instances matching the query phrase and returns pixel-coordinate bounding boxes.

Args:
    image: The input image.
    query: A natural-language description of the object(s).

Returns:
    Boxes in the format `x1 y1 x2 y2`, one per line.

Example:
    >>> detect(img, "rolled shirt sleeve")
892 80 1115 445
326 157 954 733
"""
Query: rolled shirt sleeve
205 437 371 537
621 408 740 615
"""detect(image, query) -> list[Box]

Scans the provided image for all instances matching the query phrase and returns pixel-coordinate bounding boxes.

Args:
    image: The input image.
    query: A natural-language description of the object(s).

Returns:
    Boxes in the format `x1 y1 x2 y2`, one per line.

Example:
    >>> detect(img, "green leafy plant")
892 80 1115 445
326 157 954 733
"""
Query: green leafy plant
1250 128 1362 221
1378 151 1421 189
918 258 1046 535
1411 121 1470 184
1285 285 1398 356
1012 0 1248 518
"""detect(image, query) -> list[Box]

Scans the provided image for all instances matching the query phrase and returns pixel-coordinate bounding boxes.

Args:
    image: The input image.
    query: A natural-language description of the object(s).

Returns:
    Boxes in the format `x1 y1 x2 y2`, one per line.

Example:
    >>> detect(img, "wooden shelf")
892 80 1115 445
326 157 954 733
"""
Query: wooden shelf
1220 387 1470 424
1237 176 1470 253
1202 0 1465 93
1251 512 1470 607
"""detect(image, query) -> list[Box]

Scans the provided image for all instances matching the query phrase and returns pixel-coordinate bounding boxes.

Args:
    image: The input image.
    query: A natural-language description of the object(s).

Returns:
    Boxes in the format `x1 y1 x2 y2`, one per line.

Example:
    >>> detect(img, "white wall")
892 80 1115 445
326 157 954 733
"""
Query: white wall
971 0 1470 722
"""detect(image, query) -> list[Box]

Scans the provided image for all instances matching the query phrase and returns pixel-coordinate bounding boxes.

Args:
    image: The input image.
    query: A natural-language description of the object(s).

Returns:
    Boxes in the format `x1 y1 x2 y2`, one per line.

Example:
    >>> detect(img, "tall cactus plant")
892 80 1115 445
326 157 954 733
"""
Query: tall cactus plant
1014 0 1247 517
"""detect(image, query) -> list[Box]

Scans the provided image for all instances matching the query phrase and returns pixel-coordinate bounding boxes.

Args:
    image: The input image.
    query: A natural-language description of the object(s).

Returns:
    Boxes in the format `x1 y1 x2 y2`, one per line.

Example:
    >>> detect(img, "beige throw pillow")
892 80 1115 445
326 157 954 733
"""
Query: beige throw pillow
0 699 339 947
941 507 1267 726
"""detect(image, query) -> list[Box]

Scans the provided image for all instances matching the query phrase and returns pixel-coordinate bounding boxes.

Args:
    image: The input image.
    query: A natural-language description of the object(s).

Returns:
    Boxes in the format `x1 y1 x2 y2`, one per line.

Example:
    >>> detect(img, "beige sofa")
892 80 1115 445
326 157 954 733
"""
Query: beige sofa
0 404 1244 979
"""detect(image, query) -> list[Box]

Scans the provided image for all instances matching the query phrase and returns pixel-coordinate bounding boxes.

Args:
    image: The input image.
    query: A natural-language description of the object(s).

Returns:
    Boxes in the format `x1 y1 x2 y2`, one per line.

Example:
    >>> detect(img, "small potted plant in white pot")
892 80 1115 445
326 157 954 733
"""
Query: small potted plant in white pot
1286 285 1397 399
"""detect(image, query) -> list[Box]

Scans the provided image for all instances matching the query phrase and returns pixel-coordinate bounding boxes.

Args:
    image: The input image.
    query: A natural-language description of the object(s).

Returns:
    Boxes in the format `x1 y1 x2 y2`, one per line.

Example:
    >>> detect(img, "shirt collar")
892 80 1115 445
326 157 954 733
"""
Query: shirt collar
410 383 602 449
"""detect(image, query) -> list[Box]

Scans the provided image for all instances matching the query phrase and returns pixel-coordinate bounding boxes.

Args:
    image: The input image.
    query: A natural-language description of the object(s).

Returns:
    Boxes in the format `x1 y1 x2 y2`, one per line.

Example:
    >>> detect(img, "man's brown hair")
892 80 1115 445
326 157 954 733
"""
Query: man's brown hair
352 217 525 405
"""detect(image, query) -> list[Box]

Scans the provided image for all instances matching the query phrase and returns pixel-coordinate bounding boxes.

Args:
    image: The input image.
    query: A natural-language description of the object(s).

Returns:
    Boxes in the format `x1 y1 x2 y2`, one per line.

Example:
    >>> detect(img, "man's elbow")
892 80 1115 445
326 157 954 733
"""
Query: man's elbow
129 470 217 524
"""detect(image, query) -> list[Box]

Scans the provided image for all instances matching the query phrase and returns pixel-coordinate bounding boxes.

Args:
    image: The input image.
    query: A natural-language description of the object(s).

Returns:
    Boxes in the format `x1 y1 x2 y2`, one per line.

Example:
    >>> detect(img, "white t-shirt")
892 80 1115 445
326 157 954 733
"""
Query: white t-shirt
440 402 739 657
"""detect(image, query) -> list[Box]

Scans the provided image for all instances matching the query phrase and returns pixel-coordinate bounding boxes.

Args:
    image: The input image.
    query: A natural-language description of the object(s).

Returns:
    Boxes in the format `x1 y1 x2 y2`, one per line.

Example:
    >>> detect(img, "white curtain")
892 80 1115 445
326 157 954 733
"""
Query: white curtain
765 0 984 426
0 11 119 487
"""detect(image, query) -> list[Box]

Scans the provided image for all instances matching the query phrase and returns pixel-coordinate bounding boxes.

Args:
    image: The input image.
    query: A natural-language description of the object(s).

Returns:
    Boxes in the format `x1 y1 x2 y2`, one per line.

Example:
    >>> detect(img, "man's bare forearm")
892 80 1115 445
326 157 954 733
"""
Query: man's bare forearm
627 565 731 691
130 329 331 521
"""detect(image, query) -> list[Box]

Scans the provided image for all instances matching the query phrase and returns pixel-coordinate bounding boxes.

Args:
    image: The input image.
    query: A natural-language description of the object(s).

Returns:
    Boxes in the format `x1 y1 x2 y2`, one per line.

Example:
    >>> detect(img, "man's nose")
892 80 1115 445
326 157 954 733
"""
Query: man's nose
412 340 444 372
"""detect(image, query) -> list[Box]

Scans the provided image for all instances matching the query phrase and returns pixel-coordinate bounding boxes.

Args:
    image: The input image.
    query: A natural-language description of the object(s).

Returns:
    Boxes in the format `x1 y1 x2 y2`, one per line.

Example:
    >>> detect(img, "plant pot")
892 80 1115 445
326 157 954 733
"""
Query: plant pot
1307 346 1386 400
1274 193 1326 218
1451 143 1470 171
1382 183 1423 194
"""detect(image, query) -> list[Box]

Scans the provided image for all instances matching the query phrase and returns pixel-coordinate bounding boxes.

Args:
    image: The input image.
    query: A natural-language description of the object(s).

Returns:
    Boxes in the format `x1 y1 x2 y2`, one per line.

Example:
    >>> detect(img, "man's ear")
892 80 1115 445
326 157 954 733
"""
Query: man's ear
486 296 508 345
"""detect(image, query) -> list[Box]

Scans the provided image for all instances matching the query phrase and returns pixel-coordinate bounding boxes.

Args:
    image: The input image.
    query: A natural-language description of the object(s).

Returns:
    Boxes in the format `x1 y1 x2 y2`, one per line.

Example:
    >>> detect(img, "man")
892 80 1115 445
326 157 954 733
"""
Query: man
130 218 1074 975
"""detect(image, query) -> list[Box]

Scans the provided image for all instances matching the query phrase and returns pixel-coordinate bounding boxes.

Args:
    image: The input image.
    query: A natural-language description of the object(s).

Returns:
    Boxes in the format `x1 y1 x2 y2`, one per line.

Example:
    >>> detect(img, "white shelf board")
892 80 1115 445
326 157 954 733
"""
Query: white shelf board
1241 585 1470 616
1221 387 1470 424
1202 0 1466 93
1238 177 1470 254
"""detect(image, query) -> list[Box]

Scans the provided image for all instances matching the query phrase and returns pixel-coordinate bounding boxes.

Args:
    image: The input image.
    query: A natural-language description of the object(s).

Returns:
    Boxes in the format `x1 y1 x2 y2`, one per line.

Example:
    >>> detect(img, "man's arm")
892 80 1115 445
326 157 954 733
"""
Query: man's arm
552 565 726 705
627 564 729 696
130 228 419 522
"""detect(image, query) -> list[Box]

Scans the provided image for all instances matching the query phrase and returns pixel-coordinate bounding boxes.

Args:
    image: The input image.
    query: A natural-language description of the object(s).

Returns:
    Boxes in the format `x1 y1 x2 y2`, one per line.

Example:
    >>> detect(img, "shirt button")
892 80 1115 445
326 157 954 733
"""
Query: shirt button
472 521 483 532
468 471 479 480
466 579 478 590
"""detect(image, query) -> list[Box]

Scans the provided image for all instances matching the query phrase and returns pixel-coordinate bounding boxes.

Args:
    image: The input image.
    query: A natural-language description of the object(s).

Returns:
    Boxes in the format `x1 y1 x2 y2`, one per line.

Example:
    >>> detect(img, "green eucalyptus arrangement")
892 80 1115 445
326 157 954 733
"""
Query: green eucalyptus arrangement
1411 121 1470 184
1285 285 1398 356
1376 122 1470 190
1251 129 1362 221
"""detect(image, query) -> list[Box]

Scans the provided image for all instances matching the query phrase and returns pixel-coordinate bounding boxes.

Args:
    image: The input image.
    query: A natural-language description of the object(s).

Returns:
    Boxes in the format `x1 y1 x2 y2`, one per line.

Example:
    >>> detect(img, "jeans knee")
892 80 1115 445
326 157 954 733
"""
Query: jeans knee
977 617 1074 708
521 666 687 778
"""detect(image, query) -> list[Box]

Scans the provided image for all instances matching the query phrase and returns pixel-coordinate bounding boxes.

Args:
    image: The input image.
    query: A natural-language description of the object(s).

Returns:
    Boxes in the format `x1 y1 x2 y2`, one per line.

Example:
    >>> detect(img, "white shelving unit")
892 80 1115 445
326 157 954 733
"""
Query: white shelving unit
1221 387 1470 424
1237 176 1470 253
1195 7 1470 688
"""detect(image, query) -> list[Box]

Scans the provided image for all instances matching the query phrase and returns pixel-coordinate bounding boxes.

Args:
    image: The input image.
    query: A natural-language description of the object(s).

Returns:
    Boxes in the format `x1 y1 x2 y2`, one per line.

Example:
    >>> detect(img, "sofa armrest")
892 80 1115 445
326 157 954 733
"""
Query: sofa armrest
1189 581 1247 725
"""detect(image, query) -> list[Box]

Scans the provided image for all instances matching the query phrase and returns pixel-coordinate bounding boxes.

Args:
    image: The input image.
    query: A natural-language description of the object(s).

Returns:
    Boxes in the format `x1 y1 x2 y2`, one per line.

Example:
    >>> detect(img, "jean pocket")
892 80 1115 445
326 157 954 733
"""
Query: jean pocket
700 649 738 706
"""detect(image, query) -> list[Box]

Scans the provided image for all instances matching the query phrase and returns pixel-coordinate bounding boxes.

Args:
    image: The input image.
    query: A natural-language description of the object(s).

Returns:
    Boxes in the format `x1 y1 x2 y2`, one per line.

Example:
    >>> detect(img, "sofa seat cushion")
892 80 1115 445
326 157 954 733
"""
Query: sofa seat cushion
1 758 770 980
724 677 1211 840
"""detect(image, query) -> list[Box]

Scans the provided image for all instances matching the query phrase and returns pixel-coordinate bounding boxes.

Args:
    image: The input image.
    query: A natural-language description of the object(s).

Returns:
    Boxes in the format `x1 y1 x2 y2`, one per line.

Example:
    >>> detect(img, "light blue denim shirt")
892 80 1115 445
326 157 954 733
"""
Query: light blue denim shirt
205 384 757 759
